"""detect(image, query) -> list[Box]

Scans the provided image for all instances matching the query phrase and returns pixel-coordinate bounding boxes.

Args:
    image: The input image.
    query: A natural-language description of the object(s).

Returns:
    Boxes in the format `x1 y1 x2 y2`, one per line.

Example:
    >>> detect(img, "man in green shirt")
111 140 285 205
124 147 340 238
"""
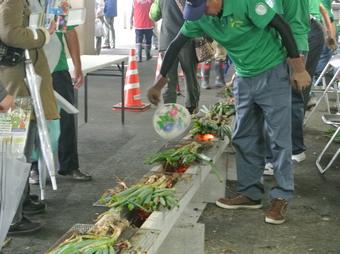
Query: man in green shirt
264 0 311 175
52 28 92 181
148 0 310 224
314 0 337 78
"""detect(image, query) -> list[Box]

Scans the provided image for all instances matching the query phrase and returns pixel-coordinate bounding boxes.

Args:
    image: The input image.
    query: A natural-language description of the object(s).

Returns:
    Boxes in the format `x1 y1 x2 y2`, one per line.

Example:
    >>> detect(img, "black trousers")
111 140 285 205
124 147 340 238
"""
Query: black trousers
304 19 324 107
52 71 79 173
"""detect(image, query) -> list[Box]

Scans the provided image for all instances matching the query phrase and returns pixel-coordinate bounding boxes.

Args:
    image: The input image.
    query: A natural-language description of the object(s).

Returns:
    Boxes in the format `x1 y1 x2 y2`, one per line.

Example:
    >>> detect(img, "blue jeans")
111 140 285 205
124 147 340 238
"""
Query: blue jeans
232 62 294 201
315 45 333 78
135 29 153 46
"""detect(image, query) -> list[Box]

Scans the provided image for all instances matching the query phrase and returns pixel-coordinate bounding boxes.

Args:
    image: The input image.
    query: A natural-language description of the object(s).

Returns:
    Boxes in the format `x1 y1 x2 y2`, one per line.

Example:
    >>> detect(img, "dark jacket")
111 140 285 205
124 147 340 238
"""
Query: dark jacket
150 0 192 51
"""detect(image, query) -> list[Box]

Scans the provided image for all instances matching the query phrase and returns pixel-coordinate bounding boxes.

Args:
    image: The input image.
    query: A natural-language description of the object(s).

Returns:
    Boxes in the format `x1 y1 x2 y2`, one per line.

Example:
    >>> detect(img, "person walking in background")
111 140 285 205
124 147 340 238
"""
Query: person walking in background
131 0 154 62
103 0 117 49
200 41 226 89
149 0 200 114
95 0 105 54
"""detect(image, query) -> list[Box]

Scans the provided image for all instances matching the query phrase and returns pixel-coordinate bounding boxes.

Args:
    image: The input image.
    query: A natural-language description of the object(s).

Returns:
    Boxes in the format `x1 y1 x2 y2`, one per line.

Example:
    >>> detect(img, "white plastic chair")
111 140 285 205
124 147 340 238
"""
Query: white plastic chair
316 114 340 174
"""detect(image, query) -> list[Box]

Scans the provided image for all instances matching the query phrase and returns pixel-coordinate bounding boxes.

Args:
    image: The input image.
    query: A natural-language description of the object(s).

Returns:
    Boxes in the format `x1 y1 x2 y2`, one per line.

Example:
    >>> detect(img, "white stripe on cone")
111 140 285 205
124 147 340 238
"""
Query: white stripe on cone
129 55 136 62
126 69 139 76
133 94 141 100
124 83 140 90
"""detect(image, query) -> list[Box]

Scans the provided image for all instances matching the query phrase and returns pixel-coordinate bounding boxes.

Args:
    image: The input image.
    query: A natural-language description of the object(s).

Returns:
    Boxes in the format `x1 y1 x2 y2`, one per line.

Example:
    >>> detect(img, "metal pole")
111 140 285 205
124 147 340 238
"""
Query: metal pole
121 61 125 125
84 75 88 123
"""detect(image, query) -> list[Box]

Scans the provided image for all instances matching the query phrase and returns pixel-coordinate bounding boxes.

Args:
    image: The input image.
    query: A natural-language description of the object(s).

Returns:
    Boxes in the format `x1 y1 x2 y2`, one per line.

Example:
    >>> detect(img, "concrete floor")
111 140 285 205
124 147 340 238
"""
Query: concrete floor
2 49 340 254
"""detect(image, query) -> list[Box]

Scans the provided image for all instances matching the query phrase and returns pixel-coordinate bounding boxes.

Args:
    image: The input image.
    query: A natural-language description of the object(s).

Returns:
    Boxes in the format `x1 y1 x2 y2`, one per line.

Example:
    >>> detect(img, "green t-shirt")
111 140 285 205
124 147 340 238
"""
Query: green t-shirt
309 0 322 22
322 0 334 20
282 0 310 52
181 0 286 77
53 26 77 72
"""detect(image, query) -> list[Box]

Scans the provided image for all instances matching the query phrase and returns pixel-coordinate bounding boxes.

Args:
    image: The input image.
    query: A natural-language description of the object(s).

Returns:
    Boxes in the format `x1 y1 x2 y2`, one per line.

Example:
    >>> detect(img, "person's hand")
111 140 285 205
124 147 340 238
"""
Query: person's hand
147 75 168 105
73 69 84 89
326 36 337 52
0 95 14 112
130 19 133 30
288 57 311 91
48 20 57 35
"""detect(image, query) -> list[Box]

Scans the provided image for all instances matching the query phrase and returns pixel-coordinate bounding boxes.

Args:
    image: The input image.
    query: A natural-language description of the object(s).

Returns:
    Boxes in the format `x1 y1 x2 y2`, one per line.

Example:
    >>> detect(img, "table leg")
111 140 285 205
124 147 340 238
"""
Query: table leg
74 88 78 137
84 75 88 123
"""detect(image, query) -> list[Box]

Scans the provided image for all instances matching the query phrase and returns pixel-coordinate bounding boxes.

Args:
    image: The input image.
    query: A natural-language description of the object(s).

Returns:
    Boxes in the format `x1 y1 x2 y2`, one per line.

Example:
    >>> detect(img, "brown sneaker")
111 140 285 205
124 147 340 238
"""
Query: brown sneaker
215 194 262 209
265 198 288 225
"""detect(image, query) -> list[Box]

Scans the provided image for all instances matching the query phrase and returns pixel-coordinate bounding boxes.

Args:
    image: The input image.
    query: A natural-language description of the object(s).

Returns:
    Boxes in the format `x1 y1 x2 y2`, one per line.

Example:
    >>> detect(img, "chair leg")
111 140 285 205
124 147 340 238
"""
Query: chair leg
305 68 340 126
316 127 340 174
336 82 340 113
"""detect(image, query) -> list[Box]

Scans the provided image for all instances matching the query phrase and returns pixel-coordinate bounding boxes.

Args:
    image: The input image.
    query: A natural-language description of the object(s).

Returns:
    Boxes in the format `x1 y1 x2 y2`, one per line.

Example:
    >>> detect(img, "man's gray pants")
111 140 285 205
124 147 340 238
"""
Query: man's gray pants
232 62 294 201
162 44 200 109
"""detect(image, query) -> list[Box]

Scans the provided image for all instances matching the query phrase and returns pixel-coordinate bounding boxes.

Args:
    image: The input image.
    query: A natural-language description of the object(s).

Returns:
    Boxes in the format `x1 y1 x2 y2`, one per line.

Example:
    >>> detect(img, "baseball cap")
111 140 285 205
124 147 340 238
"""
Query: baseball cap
183 0 206 21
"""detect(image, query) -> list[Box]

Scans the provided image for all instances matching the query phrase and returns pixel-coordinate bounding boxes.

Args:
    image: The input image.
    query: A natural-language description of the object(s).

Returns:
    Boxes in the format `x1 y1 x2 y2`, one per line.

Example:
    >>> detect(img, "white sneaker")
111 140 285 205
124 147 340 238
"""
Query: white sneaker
263 163 274 176
292 152 306 163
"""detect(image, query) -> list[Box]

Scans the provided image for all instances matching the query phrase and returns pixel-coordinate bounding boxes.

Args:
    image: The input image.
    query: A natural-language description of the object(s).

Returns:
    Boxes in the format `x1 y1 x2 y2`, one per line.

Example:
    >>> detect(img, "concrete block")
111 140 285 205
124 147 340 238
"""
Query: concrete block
226 151 237 181
158 223 205 254
192 152 227 203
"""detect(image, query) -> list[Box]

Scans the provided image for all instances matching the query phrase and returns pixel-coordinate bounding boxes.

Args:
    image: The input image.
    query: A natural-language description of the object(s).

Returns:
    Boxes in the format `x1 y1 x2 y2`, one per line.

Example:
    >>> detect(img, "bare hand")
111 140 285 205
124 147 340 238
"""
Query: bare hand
48 20 57 35
291 70 311 91
73 69 84 89
147 86 161 105
326 36 337 52
0 95 14 112
147 75 168 105
288 57 311 91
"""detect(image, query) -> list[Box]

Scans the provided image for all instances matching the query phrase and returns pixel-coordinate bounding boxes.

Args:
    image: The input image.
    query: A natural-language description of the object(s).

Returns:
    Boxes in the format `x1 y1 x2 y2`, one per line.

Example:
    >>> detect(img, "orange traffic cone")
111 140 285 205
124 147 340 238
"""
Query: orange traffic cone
113 48 150 112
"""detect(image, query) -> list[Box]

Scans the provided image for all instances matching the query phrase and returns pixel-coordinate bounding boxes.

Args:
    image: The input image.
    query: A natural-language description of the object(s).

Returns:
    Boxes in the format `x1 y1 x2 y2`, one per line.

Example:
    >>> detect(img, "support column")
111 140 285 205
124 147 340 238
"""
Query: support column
71 0 96 55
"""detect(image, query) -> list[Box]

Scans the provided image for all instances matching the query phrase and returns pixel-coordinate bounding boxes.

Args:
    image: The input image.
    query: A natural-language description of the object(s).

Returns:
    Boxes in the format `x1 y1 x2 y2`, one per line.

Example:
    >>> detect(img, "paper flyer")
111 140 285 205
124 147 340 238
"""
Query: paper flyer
0 97 32 156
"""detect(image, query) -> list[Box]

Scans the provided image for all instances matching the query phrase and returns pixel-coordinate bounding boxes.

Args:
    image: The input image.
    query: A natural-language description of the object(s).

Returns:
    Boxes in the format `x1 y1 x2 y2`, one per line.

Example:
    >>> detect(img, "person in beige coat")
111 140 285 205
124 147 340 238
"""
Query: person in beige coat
0 0 58 120
0 0 58 234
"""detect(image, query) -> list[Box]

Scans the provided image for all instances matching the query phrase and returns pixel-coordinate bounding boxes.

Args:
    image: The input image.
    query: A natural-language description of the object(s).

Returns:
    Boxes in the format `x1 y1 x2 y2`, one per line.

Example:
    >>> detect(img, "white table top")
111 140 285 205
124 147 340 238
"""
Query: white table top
67 55 128 76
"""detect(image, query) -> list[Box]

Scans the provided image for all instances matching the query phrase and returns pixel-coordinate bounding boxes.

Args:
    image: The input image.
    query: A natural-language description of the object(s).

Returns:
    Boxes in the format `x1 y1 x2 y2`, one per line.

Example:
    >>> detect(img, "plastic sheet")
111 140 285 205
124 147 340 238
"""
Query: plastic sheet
24 50 57 191
153 103 191 141
0 143 31 251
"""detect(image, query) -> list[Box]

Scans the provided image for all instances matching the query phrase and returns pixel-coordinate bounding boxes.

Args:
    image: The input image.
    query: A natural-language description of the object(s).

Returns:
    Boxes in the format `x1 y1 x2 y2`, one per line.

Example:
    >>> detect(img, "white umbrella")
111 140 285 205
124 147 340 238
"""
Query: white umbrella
0 143 31 251
38 156 47 200
24 50 57 191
